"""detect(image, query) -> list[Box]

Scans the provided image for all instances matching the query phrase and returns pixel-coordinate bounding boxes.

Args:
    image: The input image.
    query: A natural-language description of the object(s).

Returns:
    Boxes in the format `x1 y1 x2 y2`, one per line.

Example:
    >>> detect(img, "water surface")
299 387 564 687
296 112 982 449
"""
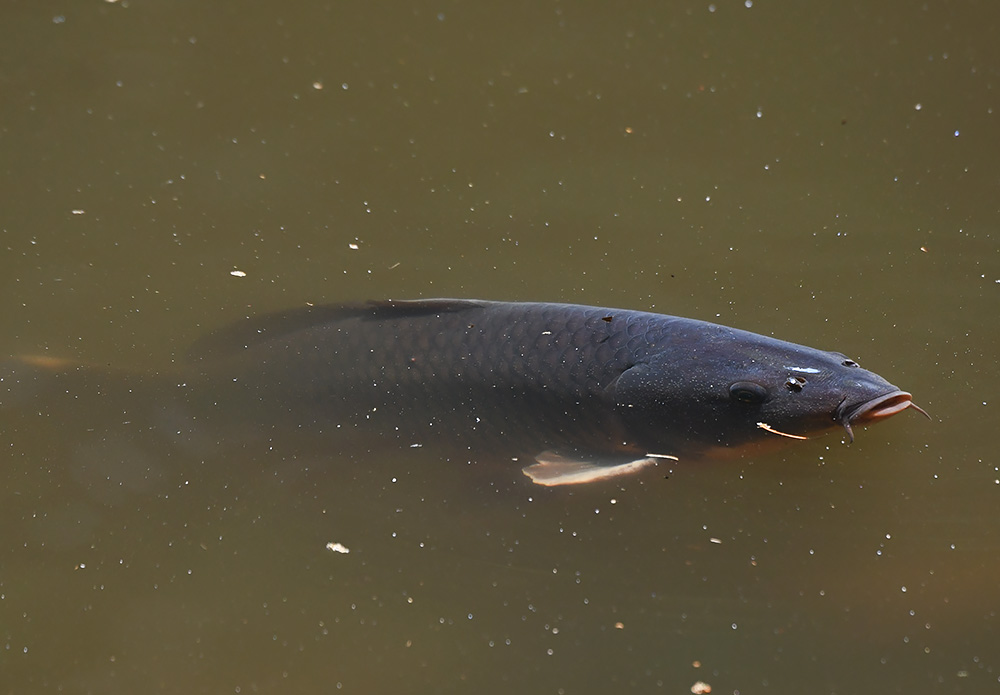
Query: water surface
1 1 997 693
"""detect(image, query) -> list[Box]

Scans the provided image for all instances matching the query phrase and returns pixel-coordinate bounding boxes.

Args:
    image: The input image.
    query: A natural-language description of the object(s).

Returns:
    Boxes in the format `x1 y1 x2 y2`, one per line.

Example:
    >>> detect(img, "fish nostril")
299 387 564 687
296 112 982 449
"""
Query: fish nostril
842 359 859 368
785 376 806 391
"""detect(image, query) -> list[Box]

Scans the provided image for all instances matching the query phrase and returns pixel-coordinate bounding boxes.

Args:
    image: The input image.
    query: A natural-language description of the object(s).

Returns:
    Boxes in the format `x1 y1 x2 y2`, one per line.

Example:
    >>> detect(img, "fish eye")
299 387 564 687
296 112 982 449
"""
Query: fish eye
729 381 769 404
842 359 859 368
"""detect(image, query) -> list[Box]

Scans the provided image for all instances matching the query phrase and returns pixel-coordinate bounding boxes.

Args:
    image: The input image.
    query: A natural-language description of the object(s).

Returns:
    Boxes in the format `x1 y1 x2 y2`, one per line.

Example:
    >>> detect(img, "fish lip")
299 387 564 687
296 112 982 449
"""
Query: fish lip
834 390 930 443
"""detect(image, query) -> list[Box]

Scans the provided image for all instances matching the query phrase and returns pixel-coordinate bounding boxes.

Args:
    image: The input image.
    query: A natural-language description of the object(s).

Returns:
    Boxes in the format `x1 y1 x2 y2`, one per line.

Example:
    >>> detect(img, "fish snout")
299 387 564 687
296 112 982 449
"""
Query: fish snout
835 390 930 442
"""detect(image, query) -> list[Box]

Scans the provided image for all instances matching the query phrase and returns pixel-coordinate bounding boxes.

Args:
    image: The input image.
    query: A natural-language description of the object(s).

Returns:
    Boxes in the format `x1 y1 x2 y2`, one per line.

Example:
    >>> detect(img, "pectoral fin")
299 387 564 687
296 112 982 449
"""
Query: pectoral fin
522 451 675 486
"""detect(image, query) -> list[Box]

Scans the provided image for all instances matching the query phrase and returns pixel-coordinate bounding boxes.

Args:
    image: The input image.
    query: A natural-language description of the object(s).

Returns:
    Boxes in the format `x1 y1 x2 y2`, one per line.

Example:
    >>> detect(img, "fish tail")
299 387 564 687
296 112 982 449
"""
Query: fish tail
1 355 183 423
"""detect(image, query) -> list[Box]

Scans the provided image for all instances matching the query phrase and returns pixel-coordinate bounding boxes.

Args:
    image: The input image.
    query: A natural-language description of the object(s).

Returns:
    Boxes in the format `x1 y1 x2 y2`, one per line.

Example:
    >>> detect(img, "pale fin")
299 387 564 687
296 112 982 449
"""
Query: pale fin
14 355 82 370
522 451 665 486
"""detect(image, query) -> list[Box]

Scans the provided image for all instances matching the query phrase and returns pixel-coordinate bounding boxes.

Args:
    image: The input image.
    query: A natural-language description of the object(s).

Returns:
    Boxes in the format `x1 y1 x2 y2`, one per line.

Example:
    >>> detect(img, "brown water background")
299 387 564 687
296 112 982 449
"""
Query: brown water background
1 1 997 693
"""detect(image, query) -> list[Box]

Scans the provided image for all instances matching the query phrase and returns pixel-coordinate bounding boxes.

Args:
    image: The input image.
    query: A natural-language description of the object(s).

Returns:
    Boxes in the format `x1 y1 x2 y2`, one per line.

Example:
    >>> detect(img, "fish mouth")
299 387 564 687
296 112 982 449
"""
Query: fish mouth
835 390 930 442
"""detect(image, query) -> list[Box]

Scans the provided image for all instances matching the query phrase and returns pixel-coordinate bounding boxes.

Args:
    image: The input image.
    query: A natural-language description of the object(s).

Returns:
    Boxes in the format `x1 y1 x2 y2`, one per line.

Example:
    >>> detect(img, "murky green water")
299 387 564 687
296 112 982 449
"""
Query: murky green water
2 1 997 693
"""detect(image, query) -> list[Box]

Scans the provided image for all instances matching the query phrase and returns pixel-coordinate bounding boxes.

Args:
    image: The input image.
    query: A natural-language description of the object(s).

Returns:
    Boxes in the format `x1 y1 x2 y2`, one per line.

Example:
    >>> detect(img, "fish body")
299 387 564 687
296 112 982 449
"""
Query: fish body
178 299 925 483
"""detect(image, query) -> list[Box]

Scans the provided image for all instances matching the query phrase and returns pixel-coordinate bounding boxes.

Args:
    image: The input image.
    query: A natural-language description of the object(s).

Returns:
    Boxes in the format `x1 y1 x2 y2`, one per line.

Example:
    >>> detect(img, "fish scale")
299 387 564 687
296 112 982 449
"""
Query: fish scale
188 301 660 456
4 299 924 486
187 298 925 470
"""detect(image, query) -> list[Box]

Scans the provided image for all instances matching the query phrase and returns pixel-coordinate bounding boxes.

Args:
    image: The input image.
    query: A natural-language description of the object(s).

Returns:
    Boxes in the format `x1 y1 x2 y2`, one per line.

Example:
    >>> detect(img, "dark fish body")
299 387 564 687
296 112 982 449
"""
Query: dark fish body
175 299 924 482
2 299 925 484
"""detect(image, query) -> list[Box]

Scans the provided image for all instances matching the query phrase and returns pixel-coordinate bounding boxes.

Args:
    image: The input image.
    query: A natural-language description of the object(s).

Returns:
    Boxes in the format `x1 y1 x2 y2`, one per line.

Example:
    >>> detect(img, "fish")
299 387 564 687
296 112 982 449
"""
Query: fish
187 299 927 483
1 299 928 486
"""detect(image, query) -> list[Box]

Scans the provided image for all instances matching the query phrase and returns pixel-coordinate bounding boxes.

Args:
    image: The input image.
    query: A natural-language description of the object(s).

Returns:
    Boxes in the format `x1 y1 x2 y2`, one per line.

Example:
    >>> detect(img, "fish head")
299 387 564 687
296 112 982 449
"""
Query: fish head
612 322 926 455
